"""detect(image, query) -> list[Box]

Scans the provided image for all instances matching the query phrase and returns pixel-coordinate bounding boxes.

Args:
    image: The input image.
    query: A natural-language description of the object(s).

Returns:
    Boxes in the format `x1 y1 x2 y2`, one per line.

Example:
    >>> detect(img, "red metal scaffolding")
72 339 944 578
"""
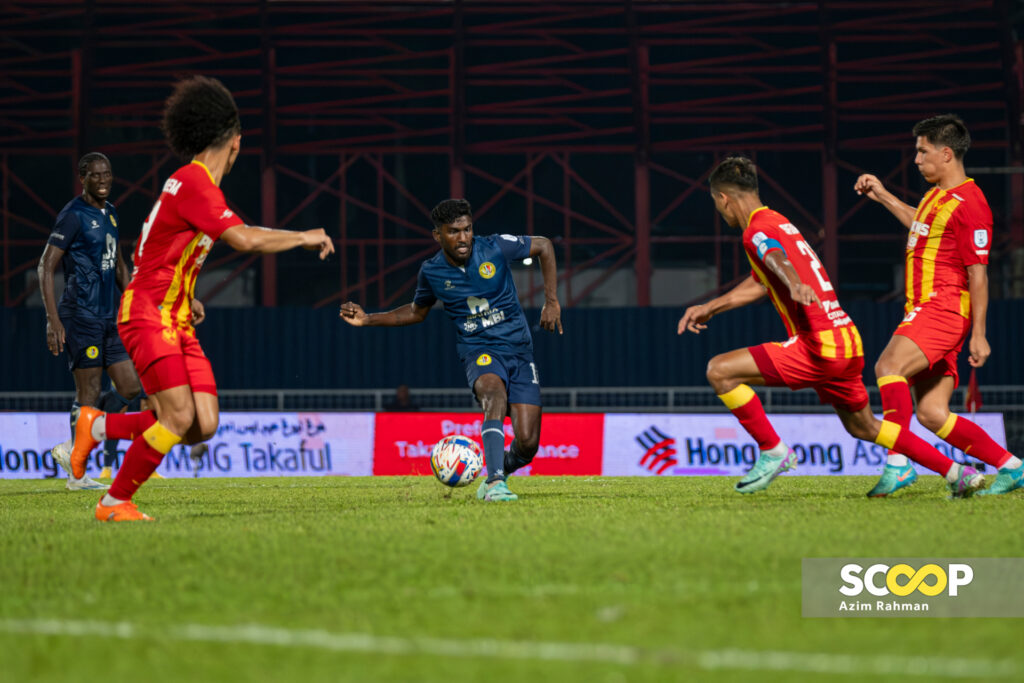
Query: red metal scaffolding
1 0 1019 309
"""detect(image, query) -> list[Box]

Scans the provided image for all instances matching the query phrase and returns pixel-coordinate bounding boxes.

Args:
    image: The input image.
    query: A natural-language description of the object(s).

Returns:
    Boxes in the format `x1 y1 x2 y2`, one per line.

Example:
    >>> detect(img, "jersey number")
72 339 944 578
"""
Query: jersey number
795 240 833 293
138 199 162 259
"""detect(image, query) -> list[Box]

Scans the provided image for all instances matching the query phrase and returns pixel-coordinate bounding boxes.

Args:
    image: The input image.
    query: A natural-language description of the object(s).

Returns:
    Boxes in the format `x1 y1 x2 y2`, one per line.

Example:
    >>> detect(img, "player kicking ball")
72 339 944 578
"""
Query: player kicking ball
341 199 562 502
680 157 979 497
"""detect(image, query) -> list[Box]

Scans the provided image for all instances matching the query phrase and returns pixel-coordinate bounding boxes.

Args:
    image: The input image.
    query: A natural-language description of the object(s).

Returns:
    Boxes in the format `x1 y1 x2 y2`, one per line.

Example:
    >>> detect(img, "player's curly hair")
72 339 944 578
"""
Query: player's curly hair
708 156 759 194
913 114 970 159
78 152 110 176
430 198 473 229
161 75 241 159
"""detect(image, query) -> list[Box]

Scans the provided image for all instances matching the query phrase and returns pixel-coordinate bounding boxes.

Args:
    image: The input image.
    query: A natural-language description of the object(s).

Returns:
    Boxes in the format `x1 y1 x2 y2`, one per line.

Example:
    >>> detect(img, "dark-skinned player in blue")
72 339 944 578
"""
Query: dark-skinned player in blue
340 198 563 501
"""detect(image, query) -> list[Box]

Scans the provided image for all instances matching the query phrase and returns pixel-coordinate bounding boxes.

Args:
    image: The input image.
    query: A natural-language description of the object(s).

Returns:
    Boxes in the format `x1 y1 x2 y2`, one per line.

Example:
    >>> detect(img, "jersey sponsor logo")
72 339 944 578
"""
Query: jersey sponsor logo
974 229 989 248
500 234 521 243
476 353 492 366
194 234 214 267
478 262 496 279
52 232 64 240
467 296 490 314
85 345 99 359
779 223 800 235
751 231 768 246
163 178 183 196
463 320 478 332
907 221 930 249
101 234 117 272
465 295 506 329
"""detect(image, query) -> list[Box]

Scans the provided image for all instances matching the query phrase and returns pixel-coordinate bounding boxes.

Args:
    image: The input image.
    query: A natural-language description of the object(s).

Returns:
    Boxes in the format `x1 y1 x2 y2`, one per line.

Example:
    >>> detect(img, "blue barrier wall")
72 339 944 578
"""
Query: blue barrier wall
3 300 1020 392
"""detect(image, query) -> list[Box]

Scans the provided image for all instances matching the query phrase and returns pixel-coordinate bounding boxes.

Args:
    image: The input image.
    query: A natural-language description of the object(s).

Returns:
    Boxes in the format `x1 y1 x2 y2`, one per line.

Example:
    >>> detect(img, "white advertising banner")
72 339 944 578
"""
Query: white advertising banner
0 412 375 479
602 413 1007 476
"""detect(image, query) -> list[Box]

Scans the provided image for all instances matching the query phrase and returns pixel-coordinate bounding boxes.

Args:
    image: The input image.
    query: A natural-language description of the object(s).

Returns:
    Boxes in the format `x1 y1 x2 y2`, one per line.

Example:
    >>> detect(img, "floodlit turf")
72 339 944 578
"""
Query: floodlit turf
1 475 1021 682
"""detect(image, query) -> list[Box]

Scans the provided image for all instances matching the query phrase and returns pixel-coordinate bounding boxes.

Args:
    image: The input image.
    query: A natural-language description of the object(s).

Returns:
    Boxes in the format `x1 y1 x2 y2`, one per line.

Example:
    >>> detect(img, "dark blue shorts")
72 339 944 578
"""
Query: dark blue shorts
61 313 130 371
461 348 541 406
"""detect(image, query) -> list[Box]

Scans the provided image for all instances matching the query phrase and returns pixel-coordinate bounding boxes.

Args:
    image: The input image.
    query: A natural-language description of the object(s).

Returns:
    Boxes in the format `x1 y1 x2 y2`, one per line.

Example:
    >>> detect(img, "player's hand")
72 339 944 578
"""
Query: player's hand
791 283 821 307
45 318 65 356
191 298 206 326
339 301 369 326
539 299 563 335
678 304 712 334
968 334 991 368
303 228 335 260
853 174 886 202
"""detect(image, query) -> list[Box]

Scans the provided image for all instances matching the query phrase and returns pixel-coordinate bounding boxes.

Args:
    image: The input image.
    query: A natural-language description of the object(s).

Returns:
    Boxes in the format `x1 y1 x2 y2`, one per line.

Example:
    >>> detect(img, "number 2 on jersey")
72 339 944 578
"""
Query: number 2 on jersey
795 240 833 293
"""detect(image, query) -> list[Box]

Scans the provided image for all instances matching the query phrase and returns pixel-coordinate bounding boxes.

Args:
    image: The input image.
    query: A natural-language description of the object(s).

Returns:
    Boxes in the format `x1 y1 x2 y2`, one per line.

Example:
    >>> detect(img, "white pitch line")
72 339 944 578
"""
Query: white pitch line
0 618 1019 678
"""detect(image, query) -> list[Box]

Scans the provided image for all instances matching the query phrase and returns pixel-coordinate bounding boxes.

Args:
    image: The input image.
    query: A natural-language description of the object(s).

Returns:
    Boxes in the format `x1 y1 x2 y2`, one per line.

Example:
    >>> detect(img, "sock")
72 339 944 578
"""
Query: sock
886 451 909 467
717 385 781 451
875 420 955 476
69 401 81 440
481 419 506 483
104 411 158 441
99 390 131 414
937 414 1018 469
503 440 534 476
107 421 182 501
878 375 913 428
945 463 964 483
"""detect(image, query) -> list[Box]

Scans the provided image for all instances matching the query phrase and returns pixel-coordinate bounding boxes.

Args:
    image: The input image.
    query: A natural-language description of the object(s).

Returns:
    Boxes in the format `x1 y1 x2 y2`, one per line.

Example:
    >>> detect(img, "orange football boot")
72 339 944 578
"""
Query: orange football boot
70 406 103 479
95 498 154 522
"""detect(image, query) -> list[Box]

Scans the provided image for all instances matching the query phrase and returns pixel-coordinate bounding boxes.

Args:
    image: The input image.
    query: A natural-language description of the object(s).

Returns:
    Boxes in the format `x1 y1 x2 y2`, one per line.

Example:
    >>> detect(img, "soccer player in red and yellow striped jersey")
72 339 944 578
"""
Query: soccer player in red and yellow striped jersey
68 76 335 521
681 157 965 495
856 114 1022 497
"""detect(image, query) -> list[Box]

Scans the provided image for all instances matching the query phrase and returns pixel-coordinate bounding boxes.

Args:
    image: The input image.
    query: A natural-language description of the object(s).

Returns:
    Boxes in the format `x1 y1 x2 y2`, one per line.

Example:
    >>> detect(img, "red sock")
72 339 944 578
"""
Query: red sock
878 376 913 428
875 420 955 476
940 415 1013 468
718 385 781 451
108 434 165 501
105 411 157 441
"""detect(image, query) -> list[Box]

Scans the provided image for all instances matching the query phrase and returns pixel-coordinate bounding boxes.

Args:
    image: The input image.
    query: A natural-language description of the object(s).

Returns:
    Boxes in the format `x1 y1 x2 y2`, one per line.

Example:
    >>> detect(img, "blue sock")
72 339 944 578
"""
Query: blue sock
69 401 81 440
482 419 506 483
504 440 533 475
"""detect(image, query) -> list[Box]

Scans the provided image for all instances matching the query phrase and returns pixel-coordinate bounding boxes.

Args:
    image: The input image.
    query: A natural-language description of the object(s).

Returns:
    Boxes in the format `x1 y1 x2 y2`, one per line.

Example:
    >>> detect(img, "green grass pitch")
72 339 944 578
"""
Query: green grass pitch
0 475 1021 682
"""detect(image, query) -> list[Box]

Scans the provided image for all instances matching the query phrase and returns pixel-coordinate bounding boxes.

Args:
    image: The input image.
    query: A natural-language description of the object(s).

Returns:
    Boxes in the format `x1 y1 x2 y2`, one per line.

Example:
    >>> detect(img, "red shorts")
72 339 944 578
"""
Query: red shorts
118 320 218 396
749 336 869 412
894 299 970 388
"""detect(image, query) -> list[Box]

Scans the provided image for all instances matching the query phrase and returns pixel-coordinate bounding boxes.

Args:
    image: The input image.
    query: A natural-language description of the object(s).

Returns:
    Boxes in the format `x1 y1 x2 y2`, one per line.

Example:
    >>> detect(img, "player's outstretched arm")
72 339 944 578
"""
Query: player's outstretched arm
530 236 563 335
37 244 66 356
340 301 430 328
764 251 820 307
967 263 990 368
220 225 335 260
678 276 765 334
853 174 916 228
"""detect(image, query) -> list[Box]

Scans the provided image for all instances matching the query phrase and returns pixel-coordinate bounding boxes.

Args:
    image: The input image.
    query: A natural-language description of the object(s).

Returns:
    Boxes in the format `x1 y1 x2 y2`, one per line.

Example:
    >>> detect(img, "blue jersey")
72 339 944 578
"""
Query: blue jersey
48 196 121 320
414 234 533 355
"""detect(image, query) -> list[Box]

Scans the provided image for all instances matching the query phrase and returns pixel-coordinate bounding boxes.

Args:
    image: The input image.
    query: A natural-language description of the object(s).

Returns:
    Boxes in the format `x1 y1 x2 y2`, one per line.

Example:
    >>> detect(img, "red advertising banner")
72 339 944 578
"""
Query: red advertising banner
372 412 604 476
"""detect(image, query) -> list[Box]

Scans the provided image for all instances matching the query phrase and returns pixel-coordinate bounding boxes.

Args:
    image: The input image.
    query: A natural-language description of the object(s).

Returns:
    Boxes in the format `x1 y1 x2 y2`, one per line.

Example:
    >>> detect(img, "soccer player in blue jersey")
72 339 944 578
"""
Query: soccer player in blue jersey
341 198 562 501
37 153 142 490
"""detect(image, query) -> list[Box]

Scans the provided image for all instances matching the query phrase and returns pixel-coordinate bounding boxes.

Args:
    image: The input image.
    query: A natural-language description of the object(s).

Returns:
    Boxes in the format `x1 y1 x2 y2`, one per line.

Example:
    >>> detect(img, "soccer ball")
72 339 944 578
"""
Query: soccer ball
429 435 484 487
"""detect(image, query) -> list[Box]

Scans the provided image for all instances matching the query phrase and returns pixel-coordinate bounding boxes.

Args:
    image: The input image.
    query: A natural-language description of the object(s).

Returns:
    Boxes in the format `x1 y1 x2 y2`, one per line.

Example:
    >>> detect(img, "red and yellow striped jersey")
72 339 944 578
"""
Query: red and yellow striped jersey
119 161 241 330
743 207 863 360
905 178 991 315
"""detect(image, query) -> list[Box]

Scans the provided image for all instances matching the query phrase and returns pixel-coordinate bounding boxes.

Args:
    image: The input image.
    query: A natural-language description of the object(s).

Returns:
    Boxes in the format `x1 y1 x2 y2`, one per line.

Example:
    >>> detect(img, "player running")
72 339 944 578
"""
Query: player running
69 75 334 521
856 113 1022 497
38 152 142 491
680 156 974 496
340 198 562 502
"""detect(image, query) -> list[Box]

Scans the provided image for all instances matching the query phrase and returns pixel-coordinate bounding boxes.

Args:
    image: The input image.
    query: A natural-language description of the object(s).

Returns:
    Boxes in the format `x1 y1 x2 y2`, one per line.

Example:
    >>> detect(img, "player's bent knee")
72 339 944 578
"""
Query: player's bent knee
916 407 949 433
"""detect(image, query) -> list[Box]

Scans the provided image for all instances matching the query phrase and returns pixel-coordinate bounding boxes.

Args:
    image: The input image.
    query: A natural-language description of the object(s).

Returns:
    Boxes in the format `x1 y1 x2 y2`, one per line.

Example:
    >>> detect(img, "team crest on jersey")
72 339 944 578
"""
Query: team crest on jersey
478 262 496 279
161 327 178 346
476 353 492 366
974 229 989 248
85 346 99 360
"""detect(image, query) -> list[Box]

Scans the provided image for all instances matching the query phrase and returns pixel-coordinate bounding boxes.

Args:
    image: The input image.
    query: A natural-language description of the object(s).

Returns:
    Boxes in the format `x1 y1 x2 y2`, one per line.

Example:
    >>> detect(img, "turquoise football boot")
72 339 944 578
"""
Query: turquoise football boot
977 463 1024 496
735 449 797 494
477 479 518 502
866 463 918 498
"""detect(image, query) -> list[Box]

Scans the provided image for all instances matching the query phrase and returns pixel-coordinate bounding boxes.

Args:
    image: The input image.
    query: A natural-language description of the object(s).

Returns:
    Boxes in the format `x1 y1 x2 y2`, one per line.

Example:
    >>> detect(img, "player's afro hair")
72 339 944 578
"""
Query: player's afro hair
161 75 241 159
78 152 110 176
708 156 759 194
913 114 971 160
430 198 473 229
